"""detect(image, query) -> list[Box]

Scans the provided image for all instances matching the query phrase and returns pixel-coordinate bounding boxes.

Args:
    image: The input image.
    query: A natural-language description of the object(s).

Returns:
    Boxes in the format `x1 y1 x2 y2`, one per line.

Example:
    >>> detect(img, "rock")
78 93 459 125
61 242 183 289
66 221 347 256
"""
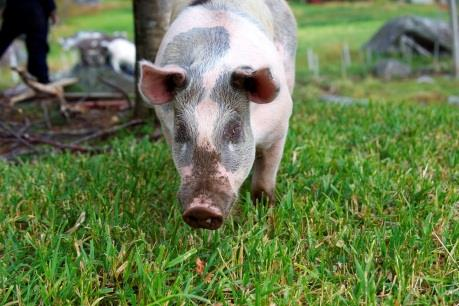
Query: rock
363 16 452 57
373 59 411 80
416 75 435 84
448 96 459 106
320 95 369 106
68 65 134 94
73 0 100 4
408 0 434 4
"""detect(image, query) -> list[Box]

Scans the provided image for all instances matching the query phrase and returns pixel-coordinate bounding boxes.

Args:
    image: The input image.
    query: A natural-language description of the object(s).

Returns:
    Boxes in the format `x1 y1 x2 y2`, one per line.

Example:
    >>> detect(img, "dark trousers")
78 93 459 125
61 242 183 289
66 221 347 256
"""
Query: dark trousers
0 10 50 83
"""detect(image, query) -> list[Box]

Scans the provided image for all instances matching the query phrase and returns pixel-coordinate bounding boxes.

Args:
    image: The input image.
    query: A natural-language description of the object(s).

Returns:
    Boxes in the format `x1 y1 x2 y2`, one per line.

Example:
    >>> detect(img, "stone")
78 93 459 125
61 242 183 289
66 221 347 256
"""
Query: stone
408 0 434 4
448 96 459 106
363 16 452 57
416 75 435 84
67 65 134 94
373 59 412 80
320 95 369 106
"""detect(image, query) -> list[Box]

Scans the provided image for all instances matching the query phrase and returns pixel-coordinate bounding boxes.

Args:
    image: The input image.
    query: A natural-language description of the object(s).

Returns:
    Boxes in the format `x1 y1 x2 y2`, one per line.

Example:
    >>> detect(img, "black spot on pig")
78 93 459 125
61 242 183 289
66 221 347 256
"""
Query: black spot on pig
210 71 255 173
211 71 249 116
190 0 211 6
160 27 230 72
172 79 205 167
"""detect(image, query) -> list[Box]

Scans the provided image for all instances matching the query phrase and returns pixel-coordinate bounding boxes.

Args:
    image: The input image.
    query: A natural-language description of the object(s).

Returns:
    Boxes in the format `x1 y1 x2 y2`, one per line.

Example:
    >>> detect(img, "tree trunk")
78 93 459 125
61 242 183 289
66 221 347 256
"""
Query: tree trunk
449 0 459 79
132 0 172 118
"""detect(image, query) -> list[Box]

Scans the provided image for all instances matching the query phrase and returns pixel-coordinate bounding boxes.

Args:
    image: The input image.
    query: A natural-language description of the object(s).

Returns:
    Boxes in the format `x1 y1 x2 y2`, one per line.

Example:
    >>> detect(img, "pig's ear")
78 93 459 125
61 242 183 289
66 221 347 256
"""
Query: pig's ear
231 67 280 104
139 61 187 105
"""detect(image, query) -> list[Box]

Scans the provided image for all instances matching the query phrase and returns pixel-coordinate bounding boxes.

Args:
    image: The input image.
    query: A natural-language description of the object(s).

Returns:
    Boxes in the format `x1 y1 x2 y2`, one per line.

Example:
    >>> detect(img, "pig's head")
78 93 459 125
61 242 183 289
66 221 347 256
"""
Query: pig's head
139 61 279 230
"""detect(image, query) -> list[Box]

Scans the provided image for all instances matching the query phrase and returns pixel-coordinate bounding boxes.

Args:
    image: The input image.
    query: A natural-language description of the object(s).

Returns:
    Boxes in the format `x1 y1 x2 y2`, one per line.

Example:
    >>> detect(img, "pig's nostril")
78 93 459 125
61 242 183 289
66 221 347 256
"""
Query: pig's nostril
183 206 223 230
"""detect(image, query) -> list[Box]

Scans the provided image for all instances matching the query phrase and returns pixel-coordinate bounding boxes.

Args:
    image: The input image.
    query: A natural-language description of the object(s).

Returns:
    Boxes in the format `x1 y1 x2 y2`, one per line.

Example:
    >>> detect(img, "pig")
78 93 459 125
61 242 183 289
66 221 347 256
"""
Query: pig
138 0 297 230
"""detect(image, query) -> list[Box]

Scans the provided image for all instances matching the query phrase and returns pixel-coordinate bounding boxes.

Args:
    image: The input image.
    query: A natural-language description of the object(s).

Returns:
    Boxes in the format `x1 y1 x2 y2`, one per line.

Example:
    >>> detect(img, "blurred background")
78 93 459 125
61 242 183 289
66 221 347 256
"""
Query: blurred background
0 0 458 104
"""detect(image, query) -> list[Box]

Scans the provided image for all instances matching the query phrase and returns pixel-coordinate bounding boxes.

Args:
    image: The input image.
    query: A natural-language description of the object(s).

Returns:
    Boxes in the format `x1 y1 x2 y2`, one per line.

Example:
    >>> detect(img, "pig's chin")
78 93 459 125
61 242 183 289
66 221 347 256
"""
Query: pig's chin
178 190 236 230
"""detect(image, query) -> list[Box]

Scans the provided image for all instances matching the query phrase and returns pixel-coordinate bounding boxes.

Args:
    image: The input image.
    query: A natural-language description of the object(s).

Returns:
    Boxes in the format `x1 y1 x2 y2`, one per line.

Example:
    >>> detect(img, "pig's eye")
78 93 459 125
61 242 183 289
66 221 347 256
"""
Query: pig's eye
223 119 242 144
175 121 191 143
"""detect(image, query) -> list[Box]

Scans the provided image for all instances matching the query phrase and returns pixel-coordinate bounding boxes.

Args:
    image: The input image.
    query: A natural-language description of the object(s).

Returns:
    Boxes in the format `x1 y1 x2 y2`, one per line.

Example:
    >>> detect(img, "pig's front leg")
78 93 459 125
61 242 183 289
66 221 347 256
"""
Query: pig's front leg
251 136 286 204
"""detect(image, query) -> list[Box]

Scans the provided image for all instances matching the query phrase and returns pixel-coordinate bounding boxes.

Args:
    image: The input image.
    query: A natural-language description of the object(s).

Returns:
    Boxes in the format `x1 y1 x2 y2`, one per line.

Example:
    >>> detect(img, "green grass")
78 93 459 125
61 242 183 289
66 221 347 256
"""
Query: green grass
1 101 458 304
291 1 456 101
1 1 459 305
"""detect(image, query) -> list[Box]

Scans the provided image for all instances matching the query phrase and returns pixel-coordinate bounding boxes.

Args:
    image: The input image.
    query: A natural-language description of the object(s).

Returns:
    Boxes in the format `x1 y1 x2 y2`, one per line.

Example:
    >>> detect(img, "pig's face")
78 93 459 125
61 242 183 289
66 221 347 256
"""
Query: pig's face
139 62 279 230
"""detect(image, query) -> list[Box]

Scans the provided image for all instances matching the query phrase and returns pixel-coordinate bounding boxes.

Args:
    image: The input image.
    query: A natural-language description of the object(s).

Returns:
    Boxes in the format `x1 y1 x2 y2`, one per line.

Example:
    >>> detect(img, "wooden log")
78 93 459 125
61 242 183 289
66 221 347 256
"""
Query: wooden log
8 78 79 105
8 68 78 113
66 99 130 113
9 89 35 104
64 92 124 101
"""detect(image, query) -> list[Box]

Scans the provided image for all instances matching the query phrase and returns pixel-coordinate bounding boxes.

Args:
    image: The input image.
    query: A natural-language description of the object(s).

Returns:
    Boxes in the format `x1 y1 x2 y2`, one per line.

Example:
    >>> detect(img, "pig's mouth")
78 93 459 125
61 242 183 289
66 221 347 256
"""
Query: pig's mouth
183 205 224 230
179 191 236 230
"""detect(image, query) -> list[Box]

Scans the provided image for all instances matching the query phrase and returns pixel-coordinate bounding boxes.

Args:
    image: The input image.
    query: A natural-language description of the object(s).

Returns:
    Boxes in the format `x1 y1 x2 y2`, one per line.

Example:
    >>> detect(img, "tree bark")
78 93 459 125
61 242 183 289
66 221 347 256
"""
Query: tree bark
132 0 172 118
449 0 459 79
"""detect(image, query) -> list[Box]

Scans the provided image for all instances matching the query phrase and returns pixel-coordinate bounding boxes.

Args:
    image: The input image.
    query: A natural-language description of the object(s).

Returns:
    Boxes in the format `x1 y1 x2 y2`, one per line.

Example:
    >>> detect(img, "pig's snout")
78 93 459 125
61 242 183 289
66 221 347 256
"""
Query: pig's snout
183 206 223 230
179 173 235 230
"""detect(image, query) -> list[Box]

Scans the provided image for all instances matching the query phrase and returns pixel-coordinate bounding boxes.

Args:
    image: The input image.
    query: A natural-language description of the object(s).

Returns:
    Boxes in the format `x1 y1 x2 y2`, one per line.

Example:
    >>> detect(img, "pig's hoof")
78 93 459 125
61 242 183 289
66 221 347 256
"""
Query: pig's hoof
183 206 223 230
251 188 275 205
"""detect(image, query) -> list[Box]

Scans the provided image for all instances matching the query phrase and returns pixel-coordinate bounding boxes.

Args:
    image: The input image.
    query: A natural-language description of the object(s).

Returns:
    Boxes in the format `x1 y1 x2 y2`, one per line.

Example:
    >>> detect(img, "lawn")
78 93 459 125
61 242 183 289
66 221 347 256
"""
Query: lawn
1 1 459 305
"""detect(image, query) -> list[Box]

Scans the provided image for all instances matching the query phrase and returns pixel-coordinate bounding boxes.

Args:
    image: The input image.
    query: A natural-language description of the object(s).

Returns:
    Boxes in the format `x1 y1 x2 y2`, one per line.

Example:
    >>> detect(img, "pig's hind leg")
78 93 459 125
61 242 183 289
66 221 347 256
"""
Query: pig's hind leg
251 136 286 205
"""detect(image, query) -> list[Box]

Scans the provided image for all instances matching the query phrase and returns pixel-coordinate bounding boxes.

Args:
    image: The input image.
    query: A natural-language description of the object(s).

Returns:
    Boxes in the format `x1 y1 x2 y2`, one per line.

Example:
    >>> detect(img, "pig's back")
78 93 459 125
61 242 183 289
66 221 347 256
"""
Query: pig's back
264 0 297 92
171 0 274 35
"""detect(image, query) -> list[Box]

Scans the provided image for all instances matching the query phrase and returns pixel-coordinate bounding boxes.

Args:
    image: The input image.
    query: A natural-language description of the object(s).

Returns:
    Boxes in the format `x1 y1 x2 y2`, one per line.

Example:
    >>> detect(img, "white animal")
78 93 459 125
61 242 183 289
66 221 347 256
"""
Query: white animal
138 0 297 230
102 38 136 74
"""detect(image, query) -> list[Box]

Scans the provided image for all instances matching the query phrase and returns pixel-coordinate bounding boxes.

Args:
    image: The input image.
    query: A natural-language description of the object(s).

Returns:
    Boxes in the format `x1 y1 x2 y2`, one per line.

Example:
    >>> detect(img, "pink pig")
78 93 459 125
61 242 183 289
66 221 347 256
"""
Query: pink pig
139 0 297 230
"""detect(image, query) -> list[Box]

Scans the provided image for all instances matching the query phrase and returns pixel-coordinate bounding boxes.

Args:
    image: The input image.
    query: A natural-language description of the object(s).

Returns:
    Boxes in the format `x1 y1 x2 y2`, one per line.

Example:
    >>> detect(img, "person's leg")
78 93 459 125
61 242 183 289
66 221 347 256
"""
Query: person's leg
25 21 50 83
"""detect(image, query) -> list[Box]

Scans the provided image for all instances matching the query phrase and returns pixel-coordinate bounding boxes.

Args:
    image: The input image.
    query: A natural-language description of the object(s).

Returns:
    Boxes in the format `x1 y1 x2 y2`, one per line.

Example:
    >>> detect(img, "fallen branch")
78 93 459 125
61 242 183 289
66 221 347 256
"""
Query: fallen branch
18 119 32 134
41 128 99 138
0 121 104 155
71 119 145 145
0 147 42 162
0 121 37 152
1 119 146 159
66 99 130 113
22 134 105 154
64 92 124 101
8 90 35 105
10 67 78 116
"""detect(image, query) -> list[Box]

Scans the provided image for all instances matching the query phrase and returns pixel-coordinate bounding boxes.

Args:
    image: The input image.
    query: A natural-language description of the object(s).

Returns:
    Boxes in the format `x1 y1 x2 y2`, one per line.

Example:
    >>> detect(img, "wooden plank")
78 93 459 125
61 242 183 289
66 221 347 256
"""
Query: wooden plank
7 77 79 106
9 89 35 104
64 92 125 100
